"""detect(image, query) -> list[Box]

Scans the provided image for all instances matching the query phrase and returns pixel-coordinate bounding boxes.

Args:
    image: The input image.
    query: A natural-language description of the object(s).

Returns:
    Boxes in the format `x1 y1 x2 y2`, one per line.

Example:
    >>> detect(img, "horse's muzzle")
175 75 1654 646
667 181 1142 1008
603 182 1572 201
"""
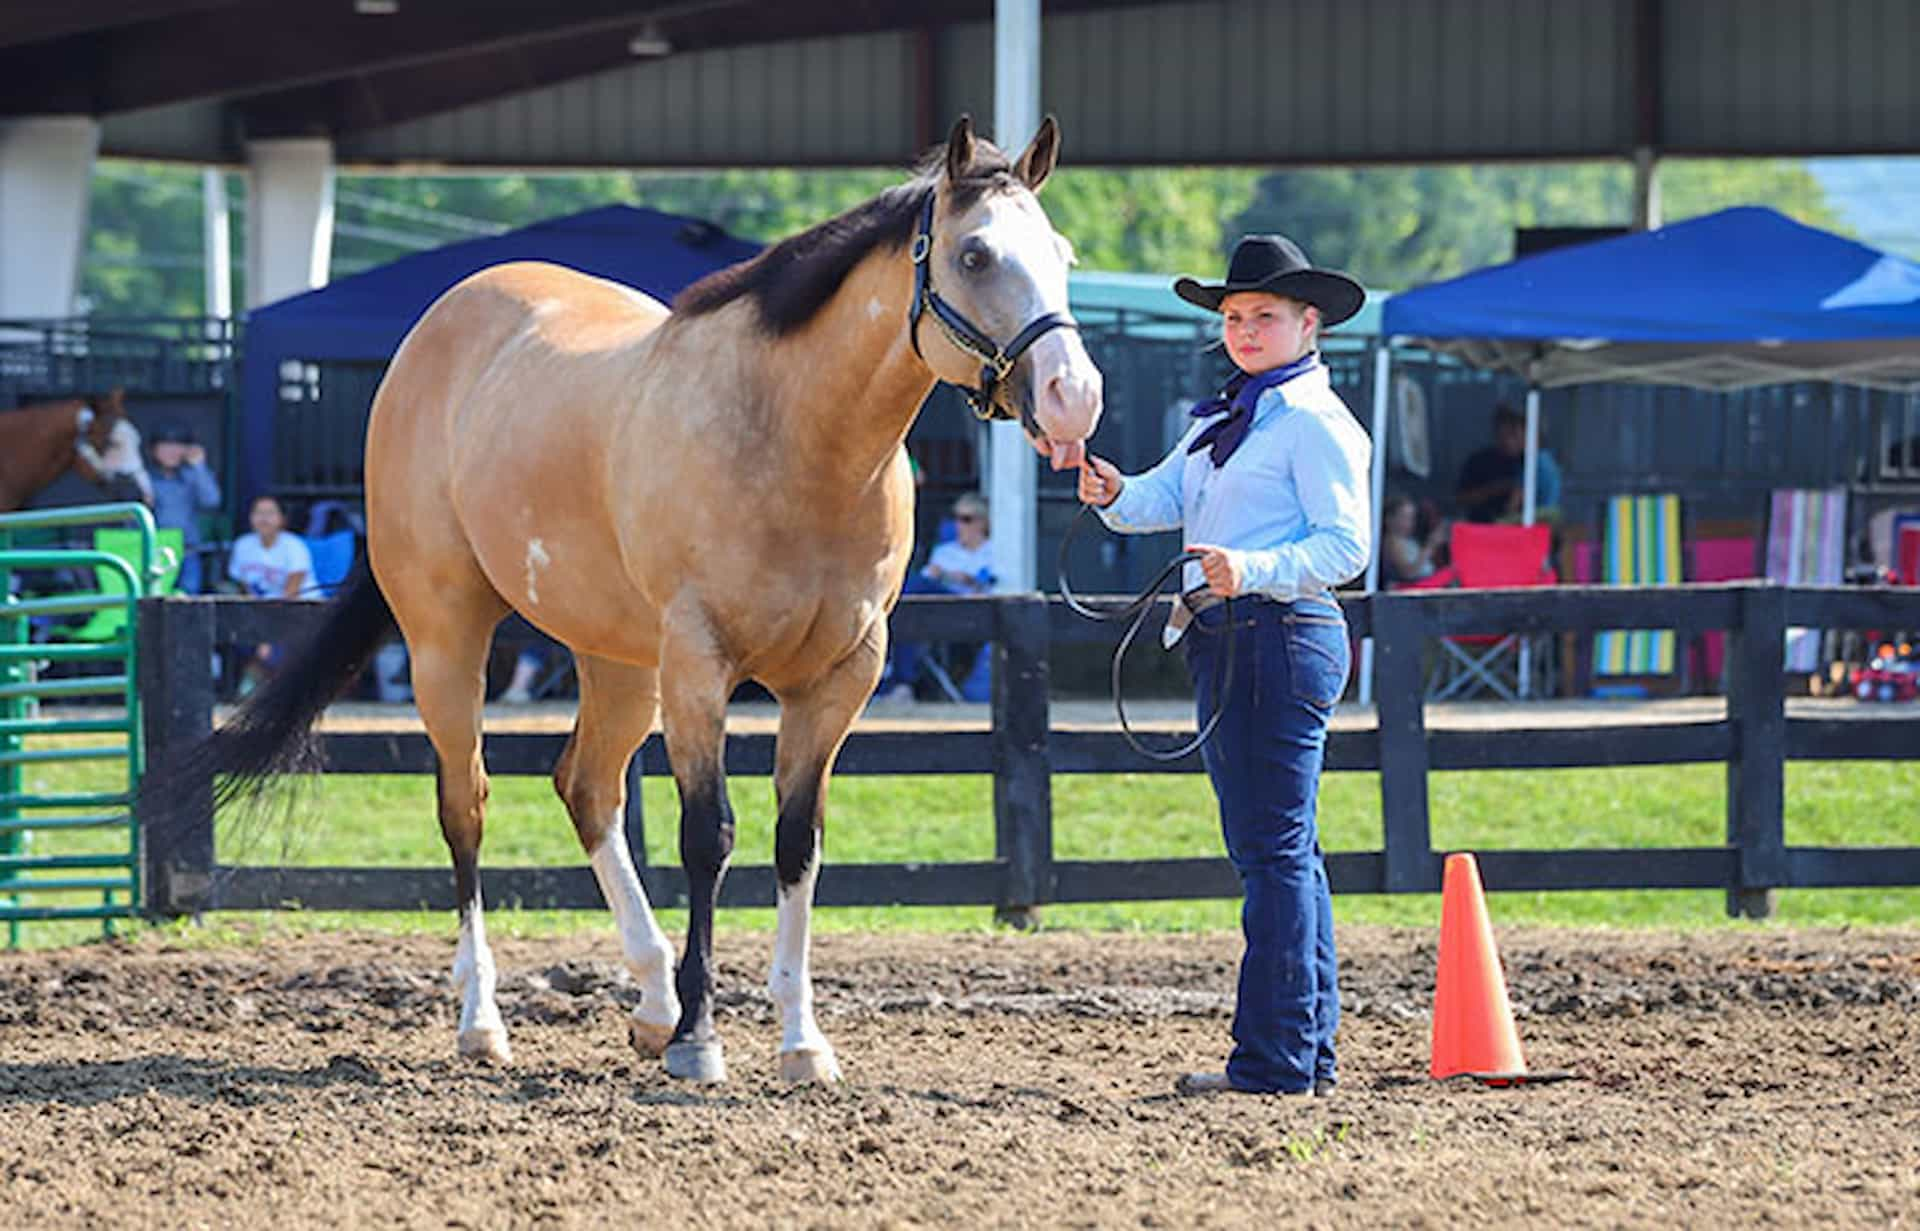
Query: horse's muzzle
1024 330 1104 456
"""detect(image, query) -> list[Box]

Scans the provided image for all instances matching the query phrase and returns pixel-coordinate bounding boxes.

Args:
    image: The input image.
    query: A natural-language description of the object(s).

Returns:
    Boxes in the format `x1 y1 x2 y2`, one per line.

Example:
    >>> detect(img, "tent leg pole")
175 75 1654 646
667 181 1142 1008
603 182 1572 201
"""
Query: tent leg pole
1519 386 1542 699
1359 343 1392 707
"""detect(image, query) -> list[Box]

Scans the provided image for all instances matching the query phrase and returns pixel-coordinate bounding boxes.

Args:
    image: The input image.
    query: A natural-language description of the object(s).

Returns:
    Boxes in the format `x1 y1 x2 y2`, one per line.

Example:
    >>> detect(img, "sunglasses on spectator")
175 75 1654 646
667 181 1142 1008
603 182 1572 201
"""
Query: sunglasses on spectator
955 514 982 523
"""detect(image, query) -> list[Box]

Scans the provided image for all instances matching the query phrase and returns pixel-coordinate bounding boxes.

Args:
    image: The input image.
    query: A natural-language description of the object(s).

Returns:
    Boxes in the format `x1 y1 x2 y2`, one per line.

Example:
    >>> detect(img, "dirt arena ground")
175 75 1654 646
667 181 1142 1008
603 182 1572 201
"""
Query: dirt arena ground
2 925 1916 1229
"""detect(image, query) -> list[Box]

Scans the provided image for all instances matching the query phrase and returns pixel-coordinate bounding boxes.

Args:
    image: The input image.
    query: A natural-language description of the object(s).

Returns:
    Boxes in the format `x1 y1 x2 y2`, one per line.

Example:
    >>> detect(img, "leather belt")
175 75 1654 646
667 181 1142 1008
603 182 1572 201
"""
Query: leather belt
1164 586 1230 648
1181 586 1229 616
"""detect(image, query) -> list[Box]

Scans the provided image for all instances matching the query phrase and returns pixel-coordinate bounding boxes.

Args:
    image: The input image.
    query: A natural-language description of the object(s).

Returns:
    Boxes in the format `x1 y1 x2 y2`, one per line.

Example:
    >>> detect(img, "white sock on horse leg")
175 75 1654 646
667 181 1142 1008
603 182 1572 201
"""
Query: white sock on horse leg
452 896 510 1061
769 861 836 1077
589 832 680 1046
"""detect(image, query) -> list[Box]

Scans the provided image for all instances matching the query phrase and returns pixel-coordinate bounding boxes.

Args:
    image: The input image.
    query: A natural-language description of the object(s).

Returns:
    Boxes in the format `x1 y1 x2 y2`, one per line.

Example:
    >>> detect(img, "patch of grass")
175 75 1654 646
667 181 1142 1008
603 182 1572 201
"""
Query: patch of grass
7 735 1920 951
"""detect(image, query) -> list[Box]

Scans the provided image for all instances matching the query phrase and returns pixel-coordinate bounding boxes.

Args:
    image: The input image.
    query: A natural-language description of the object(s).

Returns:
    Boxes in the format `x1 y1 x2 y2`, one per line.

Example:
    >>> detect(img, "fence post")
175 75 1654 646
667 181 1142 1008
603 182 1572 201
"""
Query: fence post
1372 594 1436 893
992 595 1053 928
1726 584 1787 919
136 597 217 917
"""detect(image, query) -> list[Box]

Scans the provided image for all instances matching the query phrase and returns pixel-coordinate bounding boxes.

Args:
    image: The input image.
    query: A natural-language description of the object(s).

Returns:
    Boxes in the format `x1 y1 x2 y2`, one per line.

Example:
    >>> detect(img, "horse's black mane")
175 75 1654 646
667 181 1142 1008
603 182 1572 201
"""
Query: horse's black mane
673 144 1022 335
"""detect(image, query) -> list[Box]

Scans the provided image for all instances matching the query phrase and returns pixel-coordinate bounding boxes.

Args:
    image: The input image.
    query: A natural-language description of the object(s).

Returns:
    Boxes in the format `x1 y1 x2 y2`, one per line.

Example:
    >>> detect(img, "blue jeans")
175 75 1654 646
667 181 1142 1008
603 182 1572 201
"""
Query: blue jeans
1185 595 1348 1093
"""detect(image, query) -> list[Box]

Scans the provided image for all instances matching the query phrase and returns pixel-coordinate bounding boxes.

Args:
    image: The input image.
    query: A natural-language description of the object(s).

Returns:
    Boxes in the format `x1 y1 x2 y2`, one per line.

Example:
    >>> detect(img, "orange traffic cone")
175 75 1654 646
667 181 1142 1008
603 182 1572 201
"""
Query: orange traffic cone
1429 852 1528 1081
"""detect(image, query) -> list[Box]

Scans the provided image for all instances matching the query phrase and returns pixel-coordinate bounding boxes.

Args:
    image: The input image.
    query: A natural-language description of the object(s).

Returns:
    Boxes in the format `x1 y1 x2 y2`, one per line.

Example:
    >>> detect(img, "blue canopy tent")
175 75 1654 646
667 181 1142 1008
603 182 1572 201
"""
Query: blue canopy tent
1357 207 1920 699
1382 207 1920 395
240 204 762 505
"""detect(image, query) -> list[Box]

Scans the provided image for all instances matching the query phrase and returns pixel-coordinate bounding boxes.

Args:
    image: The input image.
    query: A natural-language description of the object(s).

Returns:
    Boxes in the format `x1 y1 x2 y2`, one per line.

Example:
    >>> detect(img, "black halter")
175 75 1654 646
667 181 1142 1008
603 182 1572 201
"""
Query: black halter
907 192 1080 435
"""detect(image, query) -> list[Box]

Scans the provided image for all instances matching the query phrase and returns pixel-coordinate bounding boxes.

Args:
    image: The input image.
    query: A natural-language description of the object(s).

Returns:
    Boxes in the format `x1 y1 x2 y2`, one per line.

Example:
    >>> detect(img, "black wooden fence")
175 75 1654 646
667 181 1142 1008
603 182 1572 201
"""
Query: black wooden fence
136 584 1920 924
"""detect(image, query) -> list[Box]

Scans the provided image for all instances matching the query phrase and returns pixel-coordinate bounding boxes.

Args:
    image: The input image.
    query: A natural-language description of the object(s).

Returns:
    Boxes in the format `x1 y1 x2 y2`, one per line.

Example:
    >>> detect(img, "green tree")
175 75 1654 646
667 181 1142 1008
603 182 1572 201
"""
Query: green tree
1229 159 1841 290
1043 168 1261 273
79 163 236 317
75 156 1844 317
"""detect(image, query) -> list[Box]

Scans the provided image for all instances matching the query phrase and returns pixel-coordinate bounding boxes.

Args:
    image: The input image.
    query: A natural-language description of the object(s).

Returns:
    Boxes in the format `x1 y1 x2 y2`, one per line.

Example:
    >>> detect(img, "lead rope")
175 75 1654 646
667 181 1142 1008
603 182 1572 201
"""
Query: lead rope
1057 502 1236 762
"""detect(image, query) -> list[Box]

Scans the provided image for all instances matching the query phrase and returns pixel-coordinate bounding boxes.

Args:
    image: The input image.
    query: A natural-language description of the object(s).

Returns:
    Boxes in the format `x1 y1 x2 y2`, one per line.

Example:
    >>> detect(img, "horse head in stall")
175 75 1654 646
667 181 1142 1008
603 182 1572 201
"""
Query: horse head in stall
151 116 1102 1085
0 387 153 513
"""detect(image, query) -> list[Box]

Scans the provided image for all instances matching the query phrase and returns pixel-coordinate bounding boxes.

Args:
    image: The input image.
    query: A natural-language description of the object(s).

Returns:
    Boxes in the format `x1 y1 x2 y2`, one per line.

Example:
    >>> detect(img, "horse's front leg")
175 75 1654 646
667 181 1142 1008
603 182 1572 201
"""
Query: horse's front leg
659 621 737 1083
769 626 886 1083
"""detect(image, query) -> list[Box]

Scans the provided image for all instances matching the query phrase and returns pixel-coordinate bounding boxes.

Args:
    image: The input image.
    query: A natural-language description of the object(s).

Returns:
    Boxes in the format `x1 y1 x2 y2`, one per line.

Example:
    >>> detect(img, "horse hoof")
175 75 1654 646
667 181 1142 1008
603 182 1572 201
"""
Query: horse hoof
629 1017 675 1058
663 1040 727 1083
779 1046 842 1085
457 1027 513 1065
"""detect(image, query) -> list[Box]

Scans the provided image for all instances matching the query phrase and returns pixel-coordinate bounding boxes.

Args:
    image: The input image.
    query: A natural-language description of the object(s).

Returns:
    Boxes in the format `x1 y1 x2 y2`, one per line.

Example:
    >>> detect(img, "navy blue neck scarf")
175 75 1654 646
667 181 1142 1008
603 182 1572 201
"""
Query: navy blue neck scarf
1187 351 1320 467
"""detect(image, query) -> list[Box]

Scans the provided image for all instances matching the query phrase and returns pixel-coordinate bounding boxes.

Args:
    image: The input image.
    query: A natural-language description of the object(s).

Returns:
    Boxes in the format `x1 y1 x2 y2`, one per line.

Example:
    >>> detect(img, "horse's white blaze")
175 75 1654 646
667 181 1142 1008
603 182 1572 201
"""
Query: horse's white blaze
523 538 551 605
452 895 506 1042
588 832 679 1031
769 859 830 1058
970 194 1103 445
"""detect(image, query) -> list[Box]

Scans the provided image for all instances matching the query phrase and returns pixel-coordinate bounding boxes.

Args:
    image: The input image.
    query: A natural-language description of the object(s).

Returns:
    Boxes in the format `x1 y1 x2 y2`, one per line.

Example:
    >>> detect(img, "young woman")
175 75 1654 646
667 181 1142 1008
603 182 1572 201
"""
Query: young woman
1078 234 1372 1097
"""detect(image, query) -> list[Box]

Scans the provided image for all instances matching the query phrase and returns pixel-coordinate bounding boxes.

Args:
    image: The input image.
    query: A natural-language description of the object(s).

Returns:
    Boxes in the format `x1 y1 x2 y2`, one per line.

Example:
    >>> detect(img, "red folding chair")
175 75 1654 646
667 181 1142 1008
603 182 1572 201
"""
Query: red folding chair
1411 523 1558 700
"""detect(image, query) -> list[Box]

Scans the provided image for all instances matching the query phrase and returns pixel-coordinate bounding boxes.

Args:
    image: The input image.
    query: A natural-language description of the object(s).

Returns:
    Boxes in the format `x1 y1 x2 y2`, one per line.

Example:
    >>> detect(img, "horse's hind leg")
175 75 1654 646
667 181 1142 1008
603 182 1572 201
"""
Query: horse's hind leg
553 654 680 1057
769 624 887 1083
400 591 512 1063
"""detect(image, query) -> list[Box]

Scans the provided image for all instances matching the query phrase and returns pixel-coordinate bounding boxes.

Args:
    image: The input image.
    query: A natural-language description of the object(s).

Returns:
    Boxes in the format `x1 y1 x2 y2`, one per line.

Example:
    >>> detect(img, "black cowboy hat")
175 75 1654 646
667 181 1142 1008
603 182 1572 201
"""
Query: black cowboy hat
1173 234 1366 327
151 422 197 445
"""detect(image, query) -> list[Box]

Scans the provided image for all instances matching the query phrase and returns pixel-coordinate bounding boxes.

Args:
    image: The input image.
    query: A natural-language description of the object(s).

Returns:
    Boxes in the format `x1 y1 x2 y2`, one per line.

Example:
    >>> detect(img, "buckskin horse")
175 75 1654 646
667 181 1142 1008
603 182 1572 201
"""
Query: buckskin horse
174 118 1103 1083
0 388 152 512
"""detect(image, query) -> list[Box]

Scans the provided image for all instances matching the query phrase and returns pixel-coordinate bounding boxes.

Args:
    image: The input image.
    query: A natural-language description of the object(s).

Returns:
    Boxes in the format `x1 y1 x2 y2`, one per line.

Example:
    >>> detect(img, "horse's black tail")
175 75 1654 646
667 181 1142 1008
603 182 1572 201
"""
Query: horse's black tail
144 566 398 825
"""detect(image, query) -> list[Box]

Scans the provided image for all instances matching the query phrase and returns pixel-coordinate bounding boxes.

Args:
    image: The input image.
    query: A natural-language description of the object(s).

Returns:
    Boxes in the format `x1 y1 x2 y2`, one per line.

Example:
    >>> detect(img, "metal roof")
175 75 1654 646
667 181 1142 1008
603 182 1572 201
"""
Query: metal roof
6 1 1916 168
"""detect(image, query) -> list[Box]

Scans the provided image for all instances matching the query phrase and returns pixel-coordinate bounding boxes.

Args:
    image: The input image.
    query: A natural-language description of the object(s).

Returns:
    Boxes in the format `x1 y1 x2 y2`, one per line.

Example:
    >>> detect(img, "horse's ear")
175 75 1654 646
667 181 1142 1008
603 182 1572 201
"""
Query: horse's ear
944 115 976 183
1015 115 1060 192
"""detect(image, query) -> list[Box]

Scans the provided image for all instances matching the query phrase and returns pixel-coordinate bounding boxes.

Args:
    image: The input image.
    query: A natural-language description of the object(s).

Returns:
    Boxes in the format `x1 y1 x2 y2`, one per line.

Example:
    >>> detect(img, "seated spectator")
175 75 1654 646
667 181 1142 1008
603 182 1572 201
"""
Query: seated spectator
922 492 998 596
228 495 312 696
1456 403 1563 524
875 493 998 703
147 423 221 594
1381 493 1448 587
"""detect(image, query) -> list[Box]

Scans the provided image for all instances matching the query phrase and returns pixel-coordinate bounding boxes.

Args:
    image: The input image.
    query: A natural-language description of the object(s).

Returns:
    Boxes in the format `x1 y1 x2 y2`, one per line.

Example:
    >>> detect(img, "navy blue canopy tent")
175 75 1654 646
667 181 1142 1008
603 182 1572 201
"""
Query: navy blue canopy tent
240 204 761 504
1381 206 1920 393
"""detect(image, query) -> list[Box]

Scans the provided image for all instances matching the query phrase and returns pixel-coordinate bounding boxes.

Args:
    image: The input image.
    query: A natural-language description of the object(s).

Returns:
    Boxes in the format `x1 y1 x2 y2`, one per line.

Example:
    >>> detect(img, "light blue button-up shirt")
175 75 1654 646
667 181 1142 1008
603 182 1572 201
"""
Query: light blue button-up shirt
1097 359 1373 601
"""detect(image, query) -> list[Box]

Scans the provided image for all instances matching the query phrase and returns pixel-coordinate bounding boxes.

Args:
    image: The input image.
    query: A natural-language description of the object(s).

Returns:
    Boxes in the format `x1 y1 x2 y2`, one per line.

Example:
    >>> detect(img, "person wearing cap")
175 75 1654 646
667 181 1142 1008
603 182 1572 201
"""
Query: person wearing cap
148 423 221 594
1077 235 1372 1098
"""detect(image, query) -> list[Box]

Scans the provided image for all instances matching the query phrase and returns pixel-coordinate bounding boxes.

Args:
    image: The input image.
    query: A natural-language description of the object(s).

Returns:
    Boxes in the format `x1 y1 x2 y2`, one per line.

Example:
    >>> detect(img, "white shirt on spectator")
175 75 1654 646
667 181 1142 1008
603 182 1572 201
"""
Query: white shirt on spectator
924 539 999 594
229 532 314 598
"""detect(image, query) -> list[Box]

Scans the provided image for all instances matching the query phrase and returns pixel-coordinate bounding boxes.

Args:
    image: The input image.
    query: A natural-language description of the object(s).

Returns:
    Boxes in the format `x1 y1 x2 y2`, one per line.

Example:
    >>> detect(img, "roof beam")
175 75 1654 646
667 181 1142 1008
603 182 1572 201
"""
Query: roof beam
236 40 635 140
234 0 981 140
0 0 246 52
234 0 1143 142
0 0 705 117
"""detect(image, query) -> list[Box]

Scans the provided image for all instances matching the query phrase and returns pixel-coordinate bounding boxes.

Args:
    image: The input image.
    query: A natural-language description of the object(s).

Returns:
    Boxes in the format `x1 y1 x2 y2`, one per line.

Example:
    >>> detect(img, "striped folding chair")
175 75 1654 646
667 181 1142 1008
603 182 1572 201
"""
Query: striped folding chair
1765 488 1847 673
1592 494 1684 681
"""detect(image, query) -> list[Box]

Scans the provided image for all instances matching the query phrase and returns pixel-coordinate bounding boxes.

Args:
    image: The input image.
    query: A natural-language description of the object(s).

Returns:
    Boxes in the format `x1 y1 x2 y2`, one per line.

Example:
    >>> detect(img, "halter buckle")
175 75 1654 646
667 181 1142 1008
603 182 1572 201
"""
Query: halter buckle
909 233 931 264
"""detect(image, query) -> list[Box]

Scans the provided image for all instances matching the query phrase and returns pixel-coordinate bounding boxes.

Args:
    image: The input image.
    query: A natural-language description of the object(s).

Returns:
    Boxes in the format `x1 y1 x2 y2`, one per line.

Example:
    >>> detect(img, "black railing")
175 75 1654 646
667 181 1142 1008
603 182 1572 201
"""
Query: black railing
135 584 1920 924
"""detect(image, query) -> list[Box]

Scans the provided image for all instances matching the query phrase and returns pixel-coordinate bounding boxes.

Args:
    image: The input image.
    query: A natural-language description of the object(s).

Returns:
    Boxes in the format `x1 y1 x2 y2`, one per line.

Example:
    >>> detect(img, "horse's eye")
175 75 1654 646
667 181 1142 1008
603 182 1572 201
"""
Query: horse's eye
960 245 989 273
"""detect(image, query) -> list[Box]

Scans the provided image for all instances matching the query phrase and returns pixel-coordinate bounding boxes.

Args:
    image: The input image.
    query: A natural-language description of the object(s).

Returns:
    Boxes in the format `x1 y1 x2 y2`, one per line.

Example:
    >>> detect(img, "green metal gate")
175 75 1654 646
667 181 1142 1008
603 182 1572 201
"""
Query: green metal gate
0 503 163 946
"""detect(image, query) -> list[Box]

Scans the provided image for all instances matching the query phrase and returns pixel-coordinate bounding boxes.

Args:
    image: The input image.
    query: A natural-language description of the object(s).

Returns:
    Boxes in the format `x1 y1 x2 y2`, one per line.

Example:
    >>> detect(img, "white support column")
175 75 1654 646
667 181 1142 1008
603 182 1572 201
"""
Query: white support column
990 0 1042 590
1358 343 1392 706
0 117 100 320
202 167 232 321
245 138 335 309
1631 146 1661 231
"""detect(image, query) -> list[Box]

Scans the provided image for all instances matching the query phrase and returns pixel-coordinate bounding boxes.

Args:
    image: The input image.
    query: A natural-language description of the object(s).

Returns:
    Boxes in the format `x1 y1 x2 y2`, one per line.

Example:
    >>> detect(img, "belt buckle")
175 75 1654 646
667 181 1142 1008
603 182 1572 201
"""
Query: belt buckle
1181 585 1222 616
